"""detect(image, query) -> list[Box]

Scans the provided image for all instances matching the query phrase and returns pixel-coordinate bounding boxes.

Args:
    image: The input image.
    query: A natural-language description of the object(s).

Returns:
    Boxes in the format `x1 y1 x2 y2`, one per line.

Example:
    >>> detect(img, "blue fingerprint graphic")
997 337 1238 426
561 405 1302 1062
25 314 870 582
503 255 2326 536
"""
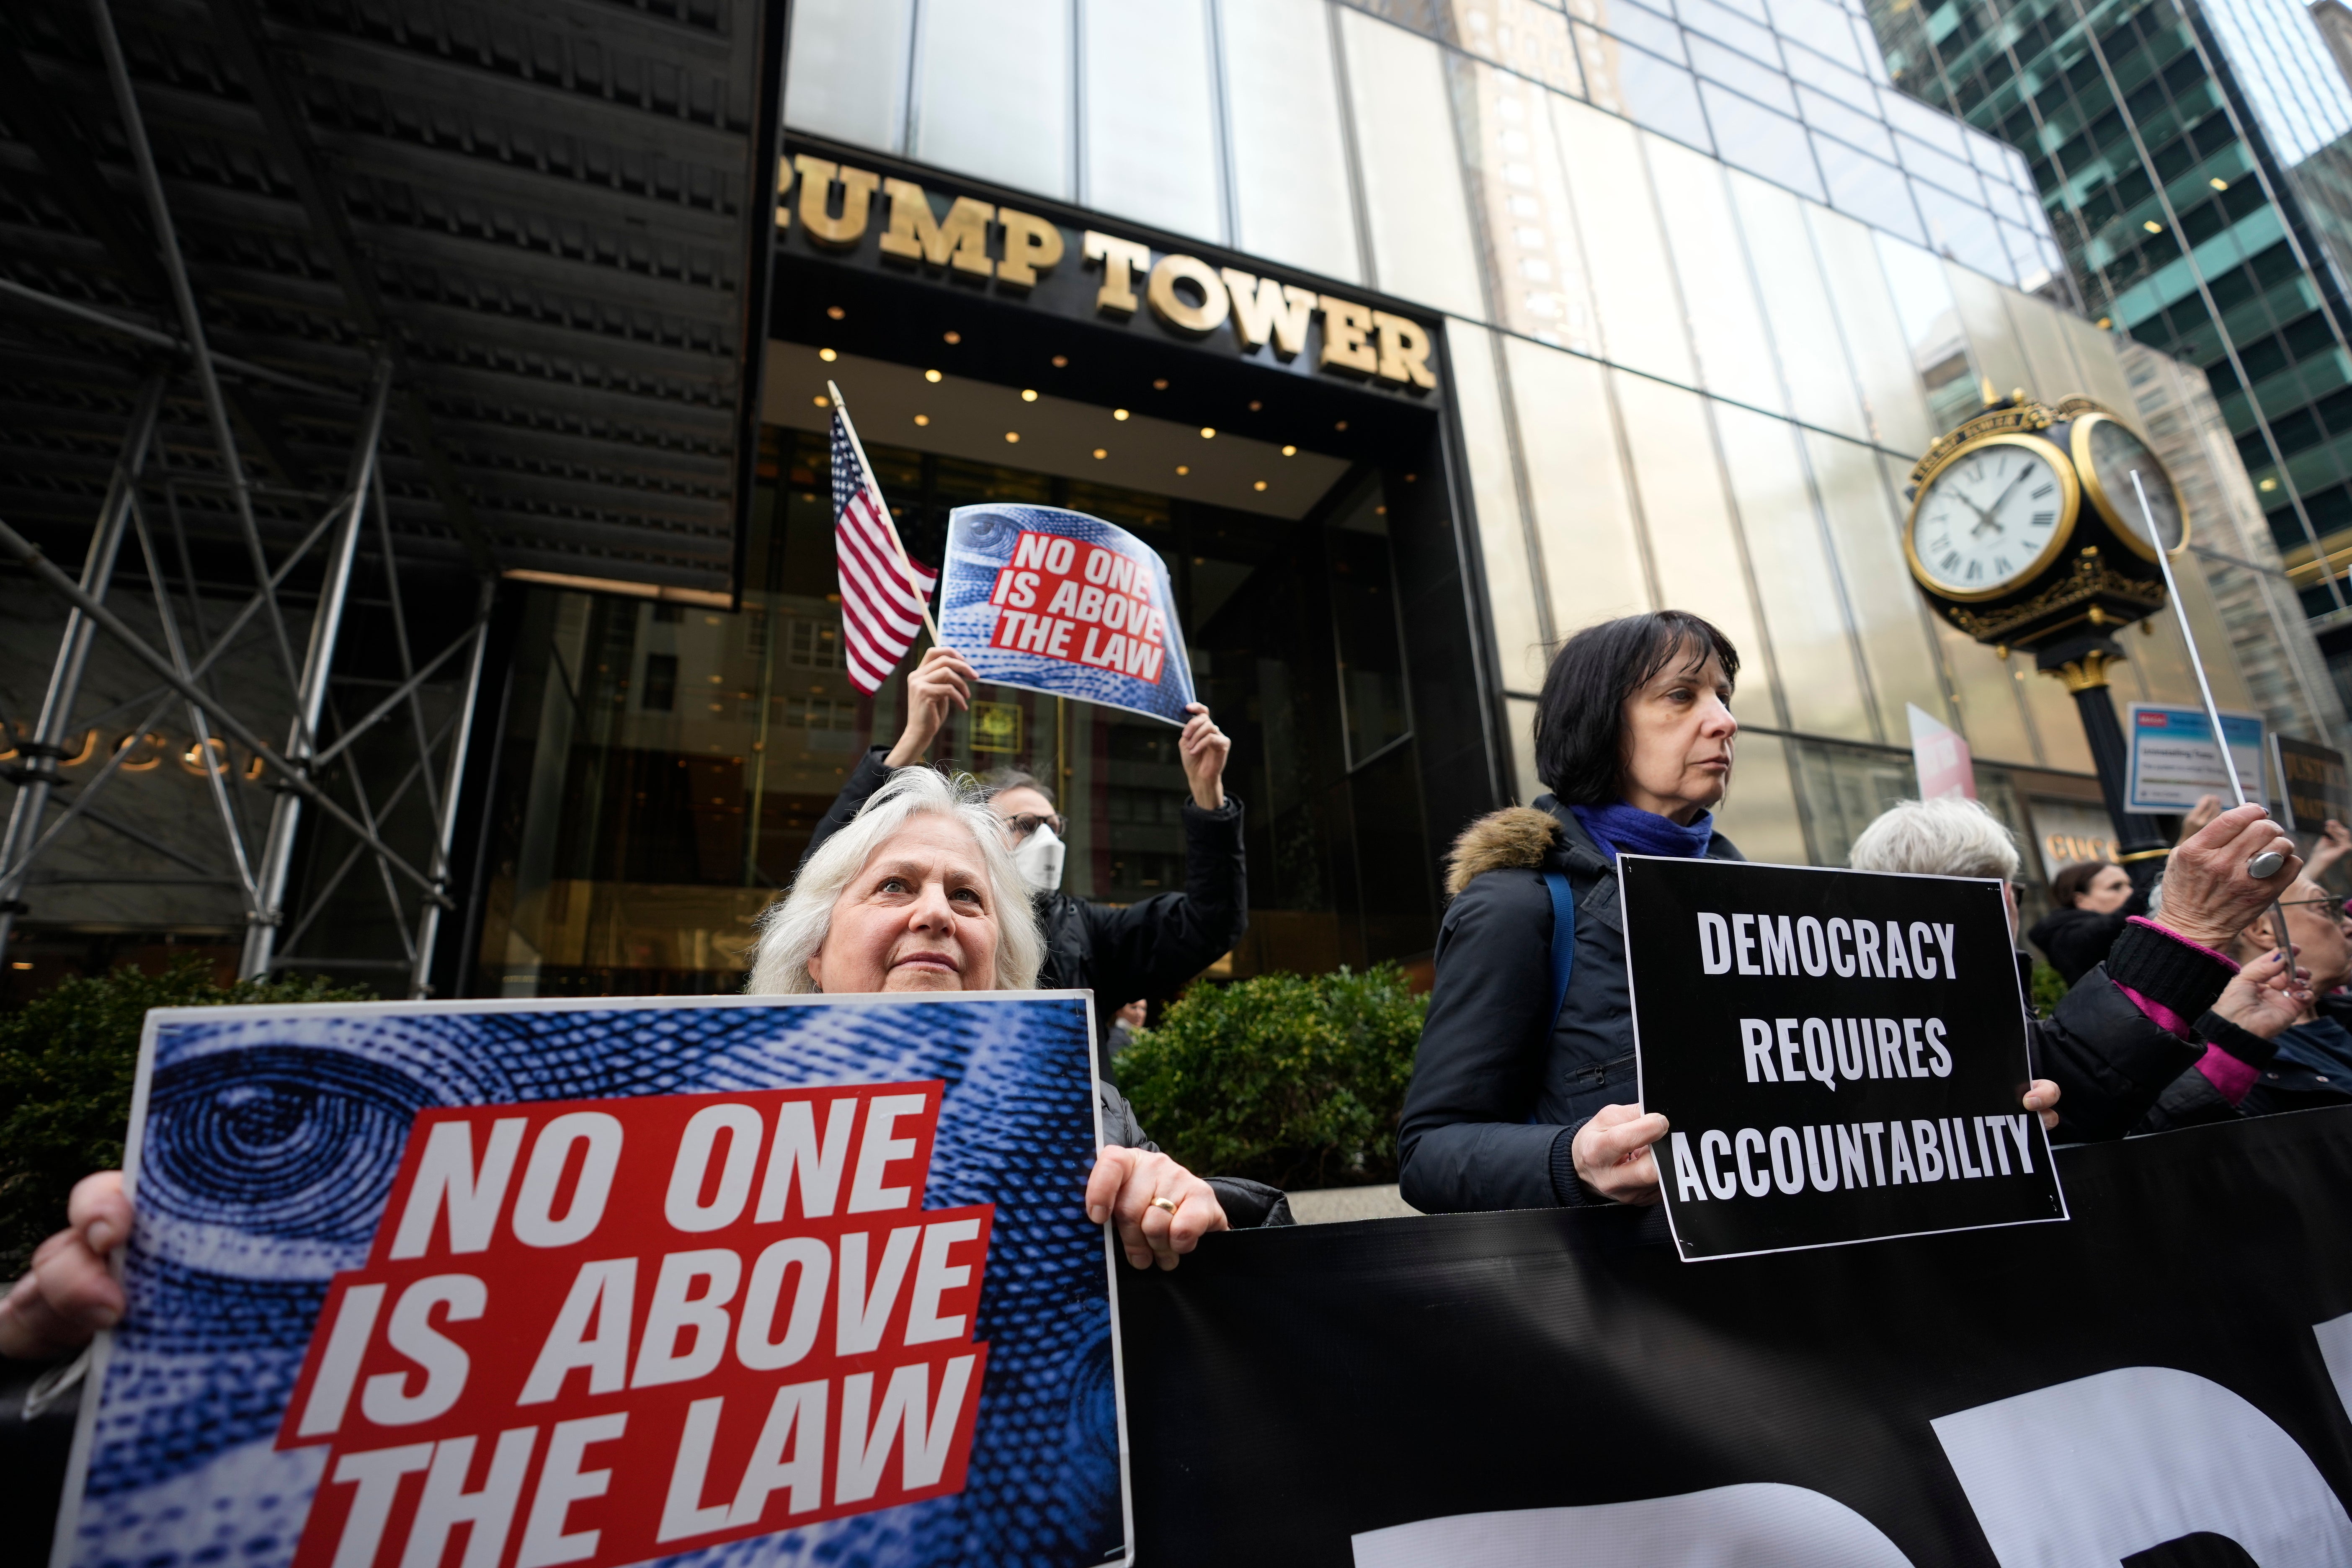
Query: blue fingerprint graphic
62 994 1117 1568
939 503 1196 724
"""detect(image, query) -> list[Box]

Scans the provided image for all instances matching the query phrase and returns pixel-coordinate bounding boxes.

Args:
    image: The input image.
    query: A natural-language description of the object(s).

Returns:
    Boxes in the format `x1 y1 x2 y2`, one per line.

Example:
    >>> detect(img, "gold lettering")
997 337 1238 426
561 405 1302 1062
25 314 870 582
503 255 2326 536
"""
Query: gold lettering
794 155 880 247
1146 254 1231 335
1373 310 1436 388
1084 231 1153 316
879 179 996 275
1221 269 1317 357
58 729 96 768
995 208 1065 289
774 155 793 229
112 732 165 772
181 737 229 777
1319 296 1378 375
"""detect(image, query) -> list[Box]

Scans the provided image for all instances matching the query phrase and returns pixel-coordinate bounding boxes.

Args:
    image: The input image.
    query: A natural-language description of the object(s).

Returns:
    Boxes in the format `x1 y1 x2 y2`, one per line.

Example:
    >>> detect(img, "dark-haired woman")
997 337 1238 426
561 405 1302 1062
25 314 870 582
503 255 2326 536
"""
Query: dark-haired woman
2027 859 2147 988
1395 611 2058 1214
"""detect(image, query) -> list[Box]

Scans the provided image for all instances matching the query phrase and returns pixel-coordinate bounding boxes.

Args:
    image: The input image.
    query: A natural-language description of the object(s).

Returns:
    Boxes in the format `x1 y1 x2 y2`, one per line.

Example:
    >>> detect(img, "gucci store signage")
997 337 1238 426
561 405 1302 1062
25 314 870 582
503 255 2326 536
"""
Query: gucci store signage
777 147 1435 393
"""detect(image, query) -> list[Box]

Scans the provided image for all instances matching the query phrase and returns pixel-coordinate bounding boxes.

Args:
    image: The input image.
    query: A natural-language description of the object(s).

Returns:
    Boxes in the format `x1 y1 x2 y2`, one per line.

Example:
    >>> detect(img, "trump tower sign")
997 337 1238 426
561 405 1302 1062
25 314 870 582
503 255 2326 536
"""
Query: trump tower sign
50 993 1129 1568
1620 856 2063 1260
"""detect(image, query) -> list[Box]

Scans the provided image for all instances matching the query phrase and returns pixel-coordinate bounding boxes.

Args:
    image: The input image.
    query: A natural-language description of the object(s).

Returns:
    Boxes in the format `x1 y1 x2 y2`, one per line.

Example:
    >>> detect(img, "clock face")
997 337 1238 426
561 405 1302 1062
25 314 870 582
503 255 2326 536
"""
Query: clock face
2079 415 2184 559
1910 438 2072 598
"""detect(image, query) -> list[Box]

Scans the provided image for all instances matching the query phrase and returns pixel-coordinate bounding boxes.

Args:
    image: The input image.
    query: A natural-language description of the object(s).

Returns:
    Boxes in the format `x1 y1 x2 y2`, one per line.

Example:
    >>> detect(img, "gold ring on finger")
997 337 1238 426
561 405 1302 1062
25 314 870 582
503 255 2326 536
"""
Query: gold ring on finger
1148 1195 1181 1215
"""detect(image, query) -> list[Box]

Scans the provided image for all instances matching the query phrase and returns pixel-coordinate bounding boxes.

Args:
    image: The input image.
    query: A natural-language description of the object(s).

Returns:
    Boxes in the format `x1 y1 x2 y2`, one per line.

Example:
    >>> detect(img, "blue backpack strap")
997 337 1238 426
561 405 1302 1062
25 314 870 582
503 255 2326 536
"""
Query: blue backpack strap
1543 869 1576 1027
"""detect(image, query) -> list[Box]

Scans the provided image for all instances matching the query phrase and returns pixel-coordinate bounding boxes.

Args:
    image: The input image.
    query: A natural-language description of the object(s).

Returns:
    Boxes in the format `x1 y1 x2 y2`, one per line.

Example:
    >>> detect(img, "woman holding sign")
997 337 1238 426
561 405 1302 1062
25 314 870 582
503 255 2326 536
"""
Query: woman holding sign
1397 613 2067 1216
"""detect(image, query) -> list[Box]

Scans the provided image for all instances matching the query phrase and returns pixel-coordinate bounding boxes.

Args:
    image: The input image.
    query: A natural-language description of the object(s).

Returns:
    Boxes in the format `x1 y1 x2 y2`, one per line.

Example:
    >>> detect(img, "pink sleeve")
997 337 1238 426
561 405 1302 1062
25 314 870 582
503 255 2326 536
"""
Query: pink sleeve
2194 1043 2260 1105
2113 983 2193 1036
2111 920 2238 1036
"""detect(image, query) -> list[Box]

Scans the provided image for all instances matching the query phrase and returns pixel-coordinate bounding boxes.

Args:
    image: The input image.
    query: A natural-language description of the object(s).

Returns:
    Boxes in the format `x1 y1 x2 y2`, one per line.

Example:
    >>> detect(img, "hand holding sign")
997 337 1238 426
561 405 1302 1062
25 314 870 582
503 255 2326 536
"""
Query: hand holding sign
884 646 980 766
1178 702 1230 810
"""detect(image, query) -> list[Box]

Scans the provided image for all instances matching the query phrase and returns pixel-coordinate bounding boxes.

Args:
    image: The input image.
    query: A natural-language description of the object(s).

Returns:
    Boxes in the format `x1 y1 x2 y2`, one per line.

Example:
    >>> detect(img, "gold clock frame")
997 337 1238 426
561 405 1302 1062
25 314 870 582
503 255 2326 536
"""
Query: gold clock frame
2070 410 2189 562
1903 431 2082 603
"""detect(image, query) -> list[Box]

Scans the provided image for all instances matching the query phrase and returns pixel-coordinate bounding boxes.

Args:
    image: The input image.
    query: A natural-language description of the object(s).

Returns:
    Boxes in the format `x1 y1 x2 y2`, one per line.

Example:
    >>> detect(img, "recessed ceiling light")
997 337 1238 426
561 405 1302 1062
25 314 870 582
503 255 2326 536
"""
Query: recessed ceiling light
818 347 837 361
825 305 845 320
1281 444 1297 456
813 395 829 407
1375 505 1387 515
1248 400 1262 411
1200 427 1216 439
1253 480 1268 491
2097 317 2112 328
1092 447 1107 459
914 414 930 426
1113 409 1130 421
926 369 942 382
1022 389 1039 402
944 330 962 343
1153 378 1169 390
2210 176 2229 190
1335 420 1349 431
2261 477 2279 490
1176 464 1190 475
2143 219 2164 232
1005 431 1020 443
1052 354 1069 367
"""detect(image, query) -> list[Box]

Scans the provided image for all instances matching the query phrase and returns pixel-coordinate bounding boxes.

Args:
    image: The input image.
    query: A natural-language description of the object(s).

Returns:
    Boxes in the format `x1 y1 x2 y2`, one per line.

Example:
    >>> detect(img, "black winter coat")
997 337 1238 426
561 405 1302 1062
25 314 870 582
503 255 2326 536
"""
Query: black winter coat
1099 1080 1292 1228
2027 888 2148 986
1396 799 1745 1214
803 745 1249 1038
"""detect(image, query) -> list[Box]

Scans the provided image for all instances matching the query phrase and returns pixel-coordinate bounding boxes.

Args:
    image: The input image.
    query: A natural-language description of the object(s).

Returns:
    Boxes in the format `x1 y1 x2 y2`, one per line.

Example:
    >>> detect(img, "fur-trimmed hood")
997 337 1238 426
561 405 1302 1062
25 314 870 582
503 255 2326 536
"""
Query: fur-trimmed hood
1443 806 1562 898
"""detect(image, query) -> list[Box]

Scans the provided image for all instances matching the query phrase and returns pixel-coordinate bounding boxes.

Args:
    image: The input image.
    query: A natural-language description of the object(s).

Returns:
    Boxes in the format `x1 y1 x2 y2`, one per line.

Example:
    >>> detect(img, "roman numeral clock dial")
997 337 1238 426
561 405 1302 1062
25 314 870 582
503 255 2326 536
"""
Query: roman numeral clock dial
1905 433 2078 603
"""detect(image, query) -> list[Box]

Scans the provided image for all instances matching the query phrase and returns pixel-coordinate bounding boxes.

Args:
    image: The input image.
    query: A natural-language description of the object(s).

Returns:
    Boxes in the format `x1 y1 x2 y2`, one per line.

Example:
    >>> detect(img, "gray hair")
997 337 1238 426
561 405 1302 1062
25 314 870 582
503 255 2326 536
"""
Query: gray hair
980 765 1055 809
1847 796 2022 882
746 766 1044 995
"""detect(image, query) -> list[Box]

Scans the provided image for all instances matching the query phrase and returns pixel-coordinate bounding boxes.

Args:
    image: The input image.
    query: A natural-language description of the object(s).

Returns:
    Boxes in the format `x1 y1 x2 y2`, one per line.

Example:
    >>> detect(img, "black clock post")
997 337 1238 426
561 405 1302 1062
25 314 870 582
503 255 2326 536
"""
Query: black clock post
1904 394 2189 884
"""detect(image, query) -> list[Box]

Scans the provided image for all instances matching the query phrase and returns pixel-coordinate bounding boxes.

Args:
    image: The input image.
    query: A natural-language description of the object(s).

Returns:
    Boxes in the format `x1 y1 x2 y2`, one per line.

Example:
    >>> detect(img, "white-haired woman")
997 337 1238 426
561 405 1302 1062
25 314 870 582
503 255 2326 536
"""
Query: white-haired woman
749 766 1288 1268
1848 795 2303 1140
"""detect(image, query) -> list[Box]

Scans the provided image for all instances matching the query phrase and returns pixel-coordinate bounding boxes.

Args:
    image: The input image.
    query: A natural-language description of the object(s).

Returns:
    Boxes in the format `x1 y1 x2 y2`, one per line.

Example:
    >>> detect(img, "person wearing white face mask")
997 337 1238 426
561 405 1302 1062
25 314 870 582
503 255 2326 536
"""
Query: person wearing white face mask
798 646 1246 1046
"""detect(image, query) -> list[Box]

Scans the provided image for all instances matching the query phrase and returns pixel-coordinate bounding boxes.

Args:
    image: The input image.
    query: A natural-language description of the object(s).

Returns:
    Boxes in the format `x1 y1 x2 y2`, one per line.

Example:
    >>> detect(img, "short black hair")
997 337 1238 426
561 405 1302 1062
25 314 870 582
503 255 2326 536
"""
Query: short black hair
1531 611 1740 805
2050 859 2116 908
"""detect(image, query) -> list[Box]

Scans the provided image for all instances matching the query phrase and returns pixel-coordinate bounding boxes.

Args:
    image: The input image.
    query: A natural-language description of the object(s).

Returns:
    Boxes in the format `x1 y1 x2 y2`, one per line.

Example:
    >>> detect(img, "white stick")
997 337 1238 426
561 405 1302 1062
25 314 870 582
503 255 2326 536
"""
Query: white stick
829 379 945 648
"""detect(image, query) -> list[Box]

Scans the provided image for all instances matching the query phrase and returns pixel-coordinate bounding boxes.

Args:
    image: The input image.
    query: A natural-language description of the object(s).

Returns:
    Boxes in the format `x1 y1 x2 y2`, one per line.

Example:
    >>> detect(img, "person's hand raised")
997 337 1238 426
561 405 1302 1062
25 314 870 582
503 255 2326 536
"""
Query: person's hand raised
2311 819 2352 878
0 1172 130 1362
2210 944 2310 1040
2176 794 2223 843
1571 1103 1667 1205
884 646 977 767
1178 703 1231 810
2150 802 2300 949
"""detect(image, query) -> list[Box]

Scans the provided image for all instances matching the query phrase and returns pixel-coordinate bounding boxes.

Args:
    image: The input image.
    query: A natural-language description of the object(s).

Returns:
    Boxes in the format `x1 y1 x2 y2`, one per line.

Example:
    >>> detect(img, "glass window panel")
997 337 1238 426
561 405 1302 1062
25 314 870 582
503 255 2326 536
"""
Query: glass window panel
1893 131 1983 202
1850 15 1892 81
1646 133 1784 410
1874 230 1973 403
1715 730 1812 864
912 0 1071 198
1942 258 2035 401
1507 696 1545 805
1679 0 1782 63
1965 128 2013 177
1876 85 1967 156
1614 372 1771 678
1783 41 1876 111
2016 650 2096 774
1715 402 1873 736
1574 26 1715 152
1504 335 1655 630
1449 320 1552 691
1462 63 1604 351
1082 0 1222 242
2060 312 2138 415
1225 0 1364 283
1809 430 1948 739
1981 177 2030 227
1589 0 1688 60
1929 617 2040 766
1693 0 1774 25
1459 0 1584 92
1704 86 1826 202
1913 179 2014 282
785 0 913 152
1689 36 1797 113
2004 221 2053 292
1816 135 1926 245
1766 0 1863 69
1797 84 1895 159
1730 172 1866 438
1809 204 1937 454
1552 93 1700 382
1341 10 1488 316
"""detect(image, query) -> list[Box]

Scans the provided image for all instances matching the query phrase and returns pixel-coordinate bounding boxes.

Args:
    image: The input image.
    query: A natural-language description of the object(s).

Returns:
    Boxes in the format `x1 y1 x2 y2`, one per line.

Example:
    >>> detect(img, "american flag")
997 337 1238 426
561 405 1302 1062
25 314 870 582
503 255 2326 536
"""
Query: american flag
829 399 937 694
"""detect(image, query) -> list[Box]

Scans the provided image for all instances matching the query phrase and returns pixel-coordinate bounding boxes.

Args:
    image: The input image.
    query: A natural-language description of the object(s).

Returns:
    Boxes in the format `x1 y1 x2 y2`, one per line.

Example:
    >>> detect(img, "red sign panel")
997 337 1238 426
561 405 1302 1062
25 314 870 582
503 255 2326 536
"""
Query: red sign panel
985 530 1170 684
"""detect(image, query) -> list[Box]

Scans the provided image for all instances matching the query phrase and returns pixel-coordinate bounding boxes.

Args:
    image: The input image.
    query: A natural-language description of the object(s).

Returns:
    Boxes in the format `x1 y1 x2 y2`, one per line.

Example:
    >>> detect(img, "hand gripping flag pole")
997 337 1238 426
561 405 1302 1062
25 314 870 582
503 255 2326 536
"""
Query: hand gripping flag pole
828 381 943 694
2132 469 2286 887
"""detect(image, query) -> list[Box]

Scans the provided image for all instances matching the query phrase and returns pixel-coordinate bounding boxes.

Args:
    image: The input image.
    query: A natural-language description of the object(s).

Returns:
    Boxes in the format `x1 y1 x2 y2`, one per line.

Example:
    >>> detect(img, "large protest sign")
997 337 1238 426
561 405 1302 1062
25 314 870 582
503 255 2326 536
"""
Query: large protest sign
2126 701 2267 812
1119 1110 2352 1567
1620 856 2062 1260
937 504 1197 725
51 993 1129 1568
2274 732 2352 835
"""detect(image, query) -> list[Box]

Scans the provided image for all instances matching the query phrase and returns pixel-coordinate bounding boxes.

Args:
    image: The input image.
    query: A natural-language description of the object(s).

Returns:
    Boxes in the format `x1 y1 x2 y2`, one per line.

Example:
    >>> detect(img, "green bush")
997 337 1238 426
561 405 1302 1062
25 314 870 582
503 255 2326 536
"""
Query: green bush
2030 959 2068 1017
1117 963 1428 1192
0 959 373 1274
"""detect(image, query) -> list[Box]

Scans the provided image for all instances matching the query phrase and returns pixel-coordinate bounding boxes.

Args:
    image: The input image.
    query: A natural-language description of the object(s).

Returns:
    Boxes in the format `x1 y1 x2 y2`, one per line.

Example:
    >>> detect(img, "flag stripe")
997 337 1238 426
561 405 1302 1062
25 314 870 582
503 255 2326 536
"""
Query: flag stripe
828 406 932 694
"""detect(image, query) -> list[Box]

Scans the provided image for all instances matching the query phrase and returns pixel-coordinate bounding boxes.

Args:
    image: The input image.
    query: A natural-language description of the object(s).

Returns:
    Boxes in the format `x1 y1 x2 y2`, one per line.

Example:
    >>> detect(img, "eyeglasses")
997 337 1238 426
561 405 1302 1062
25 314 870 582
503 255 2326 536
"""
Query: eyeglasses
2274 896 2342 911
1001 811 1065 840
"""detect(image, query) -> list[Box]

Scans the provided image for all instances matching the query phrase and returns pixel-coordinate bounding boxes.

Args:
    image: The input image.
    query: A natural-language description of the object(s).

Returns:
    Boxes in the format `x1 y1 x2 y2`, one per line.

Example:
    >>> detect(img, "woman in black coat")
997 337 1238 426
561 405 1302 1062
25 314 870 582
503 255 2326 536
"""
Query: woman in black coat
1395 611 2062 1215
2027 859 2146 986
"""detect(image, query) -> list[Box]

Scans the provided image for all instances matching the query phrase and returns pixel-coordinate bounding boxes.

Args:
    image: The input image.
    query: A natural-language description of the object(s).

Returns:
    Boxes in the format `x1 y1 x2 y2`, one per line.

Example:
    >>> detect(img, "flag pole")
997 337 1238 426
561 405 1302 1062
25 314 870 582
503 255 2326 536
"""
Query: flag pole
829 380 944 647
2133 469 2285 889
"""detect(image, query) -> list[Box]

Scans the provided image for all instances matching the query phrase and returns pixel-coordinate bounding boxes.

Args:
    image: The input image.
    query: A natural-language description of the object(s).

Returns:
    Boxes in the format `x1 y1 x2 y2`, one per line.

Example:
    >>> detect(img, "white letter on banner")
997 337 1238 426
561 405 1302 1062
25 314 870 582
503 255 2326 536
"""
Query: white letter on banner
634 1249 743 1388
1671 1132 1707 1202
517 1414 628 1568
362 1275 485 1426
1349 1482 1915 1567
666 1104 764 1232
1701 1130 1738 1200
657 1397 733 1543
1742 1020 1777 1083
756 1098 859 1222
848 1095 927 1213
297 1283 387 1437
835 1355 979 1503
1932 1367 2352 1565
1699 913 1732 973
400 1428 538 1568
329 1443 436 1568
512 1113 624 1248
391 1119 526 1259
729 1380 830 1526
1827 918 1856 976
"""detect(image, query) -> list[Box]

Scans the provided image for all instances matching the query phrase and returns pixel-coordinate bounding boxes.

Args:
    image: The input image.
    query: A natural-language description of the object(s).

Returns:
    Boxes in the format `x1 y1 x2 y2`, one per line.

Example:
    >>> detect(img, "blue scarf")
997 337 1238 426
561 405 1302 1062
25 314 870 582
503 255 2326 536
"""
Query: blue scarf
1569 800 1714 862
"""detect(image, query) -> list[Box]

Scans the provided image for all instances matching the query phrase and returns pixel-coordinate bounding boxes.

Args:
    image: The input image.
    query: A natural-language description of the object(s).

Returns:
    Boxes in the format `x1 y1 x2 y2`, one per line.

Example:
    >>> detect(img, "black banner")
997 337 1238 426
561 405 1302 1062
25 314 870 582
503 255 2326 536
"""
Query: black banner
2275 733 2351 835
1123 1110 2352 1566
1620 856 2060 1259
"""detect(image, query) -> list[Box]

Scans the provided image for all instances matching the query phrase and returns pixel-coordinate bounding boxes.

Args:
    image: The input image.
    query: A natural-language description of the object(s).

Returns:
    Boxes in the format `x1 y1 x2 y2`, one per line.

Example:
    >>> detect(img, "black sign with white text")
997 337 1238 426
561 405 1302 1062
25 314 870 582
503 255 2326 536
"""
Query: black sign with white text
1620 856 2063 1260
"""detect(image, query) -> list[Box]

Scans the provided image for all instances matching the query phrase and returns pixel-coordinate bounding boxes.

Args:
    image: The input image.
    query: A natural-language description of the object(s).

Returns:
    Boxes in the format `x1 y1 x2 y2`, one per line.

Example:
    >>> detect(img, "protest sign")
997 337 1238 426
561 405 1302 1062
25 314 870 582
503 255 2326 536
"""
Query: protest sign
1118 1109 2352 1568
52 993 1128 1568
1906 703 1974 801
2273 732 2351 835
2125 701 2266 813
1619 856 2063 1261
937 504 1196 725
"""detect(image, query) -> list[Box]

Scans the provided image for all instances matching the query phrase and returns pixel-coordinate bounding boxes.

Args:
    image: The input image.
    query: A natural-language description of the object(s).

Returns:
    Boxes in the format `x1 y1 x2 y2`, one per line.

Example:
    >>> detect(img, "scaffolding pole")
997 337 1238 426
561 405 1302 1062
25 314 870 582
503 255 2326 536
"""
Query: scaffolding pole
410 588 493 998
